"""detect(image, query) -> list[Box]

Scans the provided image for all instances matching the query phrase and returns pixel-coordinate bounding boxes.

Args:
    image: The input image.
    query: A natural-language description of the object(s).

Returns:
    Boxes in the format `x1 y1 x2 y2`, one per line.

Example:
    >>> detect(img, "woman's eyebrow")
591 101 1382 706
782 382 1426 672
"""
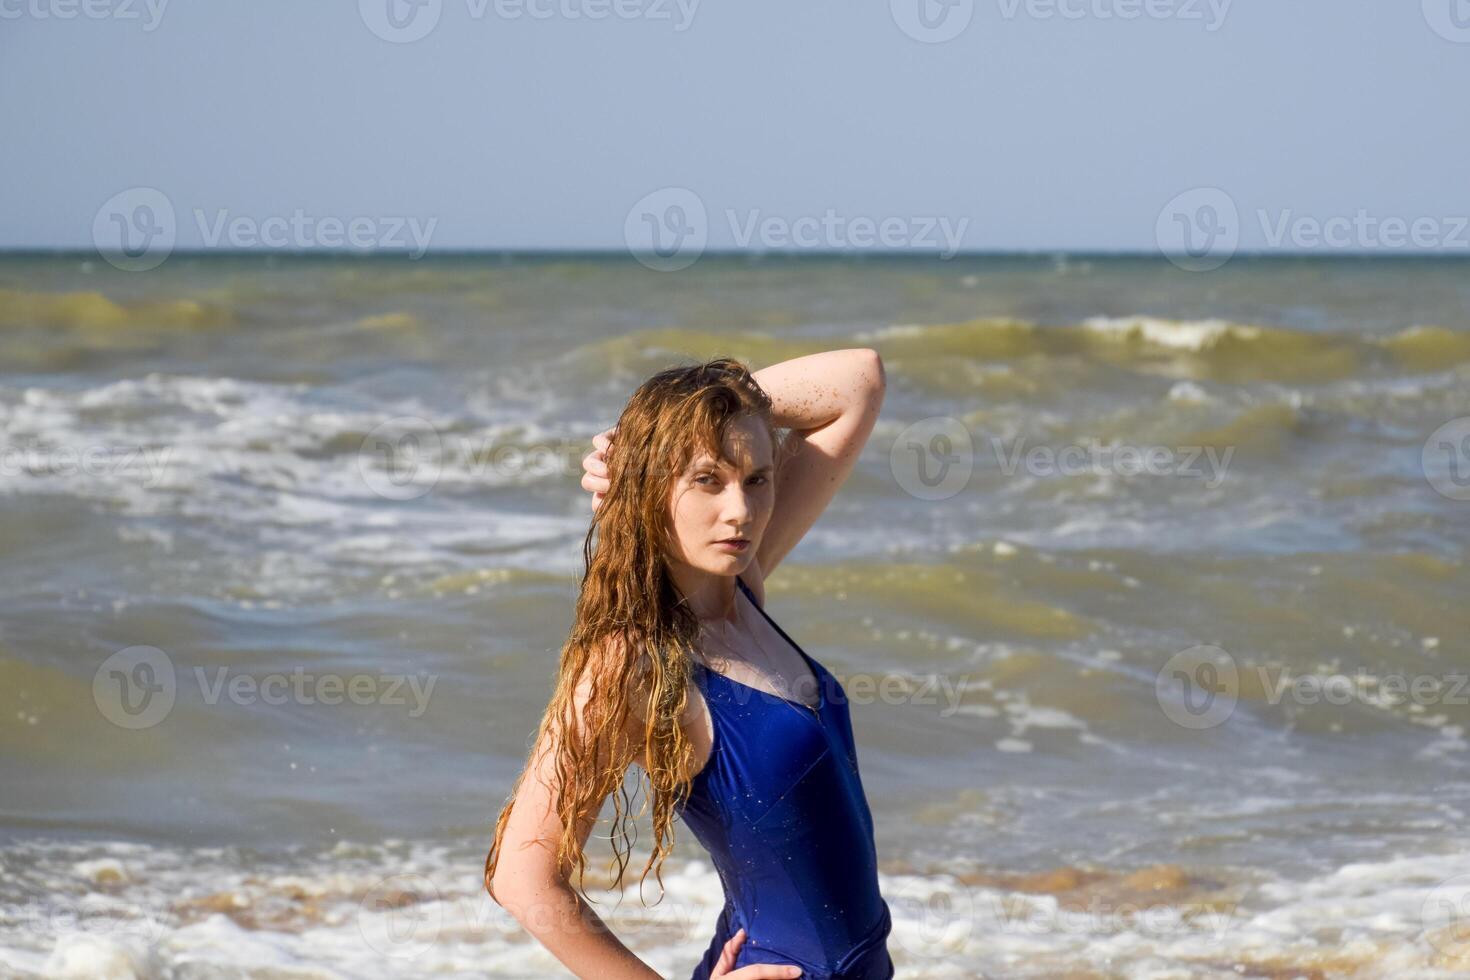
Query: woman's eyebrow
688 459 773 475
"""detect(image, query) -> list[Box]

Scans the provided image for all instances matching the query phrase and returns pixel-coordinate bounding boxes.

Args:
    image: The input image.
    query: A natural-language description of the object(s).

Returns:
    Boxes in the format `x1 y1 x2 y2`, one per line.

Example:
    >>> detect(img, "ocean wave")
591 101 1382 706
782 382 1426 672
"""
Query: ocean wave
0 288 232 332
0 372 593 600
860 314 1470 387
5 835 1470 979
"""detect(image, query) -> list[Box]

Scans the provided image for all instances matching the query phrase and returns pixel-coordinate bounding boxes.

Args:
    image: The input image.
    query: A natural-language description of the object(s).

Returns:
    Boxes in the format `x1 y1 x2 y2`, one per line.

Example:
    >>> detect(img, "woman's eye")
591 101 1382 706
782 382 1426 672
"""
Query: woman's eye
693 472 765 487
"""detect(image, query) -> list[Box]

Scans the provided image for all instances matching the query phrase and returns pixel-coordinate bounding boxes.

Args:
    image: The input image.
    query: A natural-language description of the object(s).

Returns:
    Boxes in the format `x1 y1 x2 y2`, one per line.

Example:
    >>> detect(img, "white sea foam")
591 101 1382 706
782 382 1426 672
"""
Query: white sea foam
1082 315 1258 351
4 835 1468 978
0 373 594 598
1166 380 1213 404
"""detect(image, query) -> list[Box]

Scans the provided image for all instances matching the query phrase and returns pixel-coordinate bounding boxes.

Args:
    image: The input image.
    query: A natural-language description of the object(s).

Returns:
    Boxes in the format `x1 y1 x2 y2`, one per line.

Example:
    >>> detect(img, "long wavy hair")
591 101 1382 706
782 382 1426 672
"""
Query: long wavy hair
483 355 780 908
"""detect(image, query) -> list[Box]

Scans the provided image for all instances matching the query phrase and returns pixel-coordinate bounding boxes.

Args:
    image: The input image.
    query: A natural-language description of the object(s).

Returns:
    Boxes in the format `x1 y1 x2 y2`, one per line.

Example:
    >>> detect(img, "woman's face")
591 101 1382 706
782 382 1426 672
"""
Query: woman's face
666 416 775 576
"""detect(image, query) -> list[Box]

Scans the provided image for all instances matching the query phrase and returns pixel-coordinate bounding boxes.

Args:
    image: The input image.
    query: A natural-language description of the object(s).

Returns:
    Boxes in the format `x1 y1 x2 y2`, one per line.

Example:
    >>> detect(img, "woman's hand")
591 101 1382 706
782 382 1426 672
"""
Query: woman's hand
581 425 617 511
710 928 803 978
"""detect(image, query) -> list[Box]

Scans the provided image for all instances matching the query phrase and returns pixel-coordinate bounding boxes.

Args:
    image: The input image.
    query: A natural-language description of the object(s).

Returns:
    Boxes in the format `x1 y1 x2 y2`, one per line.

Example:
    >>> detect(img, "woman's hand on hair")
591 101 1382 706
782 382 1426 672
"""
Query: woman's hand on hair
581 425 617 511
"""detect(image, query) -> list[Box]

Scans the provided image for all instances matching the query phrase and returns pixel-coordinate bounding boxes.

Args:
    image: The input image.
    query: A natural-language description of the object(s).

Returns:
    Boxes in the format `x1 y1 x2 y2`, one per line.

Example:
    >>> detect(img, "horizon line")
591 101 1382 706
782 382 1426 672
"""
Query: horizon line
1 248 1467 261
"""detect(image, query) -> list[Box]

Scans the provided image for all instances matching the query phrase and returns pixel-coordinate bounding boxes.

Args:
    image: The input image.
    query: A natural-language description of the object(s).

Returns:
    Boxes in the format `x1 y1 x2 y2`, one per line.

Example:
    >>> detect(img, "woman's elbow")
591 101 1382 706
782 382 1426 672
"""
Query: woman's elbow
486 872 510 909
854 347 886 396
488 863 563 922
488 868 534 915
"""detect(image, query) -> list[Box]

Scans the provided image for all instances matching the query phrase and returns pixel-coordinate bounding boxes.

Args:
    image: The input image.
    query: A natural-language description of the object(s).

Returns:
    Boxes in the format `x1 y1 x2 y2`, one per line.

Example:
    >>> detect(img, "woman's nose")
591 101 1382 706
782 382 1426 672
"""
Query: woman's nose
723 490 755 522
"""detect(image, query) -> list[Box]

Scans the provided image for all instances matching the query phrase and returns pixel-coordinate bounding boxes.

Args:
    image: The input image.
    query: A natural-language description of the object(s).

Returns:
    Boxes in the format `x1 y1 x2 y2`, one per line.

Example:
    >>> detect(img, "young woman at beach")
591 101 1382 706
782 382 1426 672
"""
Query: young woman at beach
484 351 891 979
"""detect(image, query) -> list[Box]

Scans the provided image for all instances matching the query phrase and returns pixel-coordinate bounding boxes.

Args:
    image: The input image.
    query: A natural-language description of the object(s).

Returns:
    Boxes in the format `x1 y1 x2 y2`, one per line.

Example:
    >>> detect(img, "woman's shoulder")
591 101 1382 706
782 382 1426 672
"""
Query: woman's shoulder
592 631 706 776
566 632 650 767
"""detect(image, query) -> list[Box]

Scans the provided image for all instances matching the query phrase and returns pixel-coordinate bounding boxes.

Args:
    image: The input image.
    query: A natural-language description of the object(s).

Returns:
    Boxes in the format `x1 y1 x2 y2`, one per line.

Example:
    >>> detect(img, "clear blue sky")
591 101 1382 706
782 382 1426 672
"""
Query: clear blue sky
2 0 1467 252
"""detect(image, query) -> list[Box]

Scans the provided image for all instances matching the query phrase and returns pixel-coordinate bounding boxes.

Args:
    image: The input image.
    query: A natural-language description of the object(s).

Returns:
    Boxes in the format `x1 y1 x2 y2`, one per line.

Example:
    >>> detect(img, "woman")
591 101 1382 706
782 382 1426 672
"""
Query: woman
484 350 891 979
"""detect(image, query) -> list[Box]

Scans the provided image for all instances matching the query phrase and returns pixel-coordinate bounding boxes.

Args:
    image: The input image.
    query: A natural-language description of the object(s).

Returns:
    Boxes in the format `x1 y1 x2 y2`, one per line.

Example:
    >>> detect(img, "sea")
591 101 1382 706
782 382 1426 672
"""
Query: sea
1 252 1468 978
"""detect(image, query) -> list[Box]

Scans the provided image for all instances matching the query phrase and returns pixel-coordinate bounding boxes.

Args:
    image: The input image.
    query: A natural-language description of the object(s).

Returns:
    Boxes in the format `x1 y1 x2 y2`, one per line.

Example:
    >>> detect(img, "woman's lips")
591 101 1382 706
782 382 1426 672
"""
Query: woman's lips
714 539 749 551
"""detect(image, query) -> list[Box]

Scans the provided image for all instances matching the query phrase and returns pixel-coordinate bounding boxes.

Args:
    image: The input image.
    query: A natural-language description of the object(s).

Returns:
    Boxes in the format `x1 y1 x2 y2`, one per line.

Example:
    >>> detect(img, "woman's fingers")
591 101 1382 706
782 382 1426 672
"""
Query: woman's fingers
709 927 744 977
582 448 609 480
728 966 804 978
709 928 802 979
714 928 758 978
584 426 617 512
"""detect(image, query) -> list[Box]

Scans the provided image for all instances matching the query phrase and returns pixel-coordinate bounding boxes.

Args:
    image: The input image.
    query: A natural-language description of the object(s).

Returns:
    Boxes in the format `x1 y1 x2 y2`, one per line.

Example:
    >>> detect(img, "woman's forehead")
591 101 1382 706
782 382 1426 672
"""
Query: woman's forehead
687 436 773 472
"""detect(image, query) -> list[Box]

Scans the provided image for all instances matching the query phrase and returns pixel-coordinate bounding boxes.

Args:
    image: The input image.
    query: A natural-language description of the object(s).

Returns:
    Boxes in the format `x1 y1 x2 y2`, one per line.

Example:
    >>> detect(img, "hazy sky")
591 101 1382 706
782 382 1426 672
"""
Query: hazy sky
2 0 1468 254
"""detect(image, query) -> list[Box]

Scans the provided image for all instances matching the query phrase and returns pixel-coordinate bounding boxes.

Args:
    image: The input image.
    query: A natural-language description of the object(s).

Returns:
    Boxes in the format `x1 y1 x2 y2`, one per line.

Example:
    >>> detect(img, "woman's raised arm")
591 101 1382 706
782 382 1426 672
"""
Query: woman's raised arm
750 348 885 577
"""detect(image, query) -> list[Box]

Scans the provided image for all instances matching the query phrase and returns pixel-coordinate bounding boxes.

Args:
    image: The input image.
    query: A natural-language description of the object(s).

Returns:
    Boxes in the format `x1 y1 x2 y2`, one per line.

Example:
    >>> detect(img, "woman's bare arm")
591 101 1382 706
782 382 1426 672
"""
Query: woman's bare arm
489 668 662 979
489 648 801 979
750 348 886 576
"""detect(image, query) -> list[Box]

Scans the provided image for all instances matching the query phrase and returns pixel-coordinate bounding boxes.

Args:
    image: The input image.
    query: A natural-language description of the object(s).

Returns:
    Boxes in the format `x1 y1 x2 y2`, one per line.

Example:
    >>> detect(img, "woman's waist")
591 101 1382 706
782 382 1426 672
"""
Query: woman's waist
730 898 893 980
705 811 885 926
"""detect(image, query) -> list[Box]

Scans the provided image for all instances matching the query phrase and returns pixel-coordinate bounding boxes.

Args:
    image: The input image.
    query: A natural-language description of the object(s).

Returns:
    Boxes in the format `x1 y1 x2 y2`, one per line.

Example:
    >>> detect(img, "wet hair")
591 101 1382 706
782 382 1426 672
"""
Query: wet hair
484 356 781 907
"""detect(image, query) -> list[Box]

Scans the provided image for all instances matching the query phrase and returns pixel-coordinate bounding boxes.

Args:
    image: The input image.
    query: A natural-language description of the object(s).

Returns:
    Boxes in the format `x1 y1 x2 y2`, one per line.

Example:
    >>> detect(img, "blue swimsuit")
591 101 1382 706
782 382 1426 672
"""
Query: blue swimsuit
678 575 894 980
